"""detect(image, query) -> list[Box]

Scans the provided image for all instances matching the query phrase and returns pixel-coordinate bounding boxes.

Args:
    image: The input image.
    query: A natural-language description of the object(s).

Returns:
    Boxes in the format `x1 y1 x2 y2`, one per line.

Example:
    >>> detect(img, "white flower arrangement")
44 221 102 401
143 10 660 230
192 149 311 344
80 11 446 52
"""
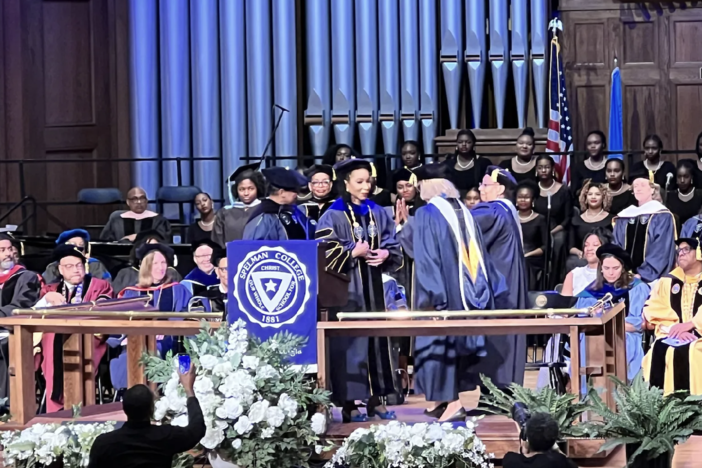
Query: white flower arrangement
327 420 494 468
1 421 115 468
142 319 331 468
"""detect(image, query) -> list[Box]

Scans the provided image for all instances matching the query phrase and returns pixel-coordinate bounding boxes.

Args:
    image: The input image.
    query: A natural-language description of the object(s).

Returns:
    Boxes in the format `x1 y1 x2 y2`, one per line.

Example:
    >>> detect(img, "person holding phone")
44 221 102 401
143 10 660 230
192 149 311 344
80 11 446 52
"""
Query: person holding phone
89 363 205 468
643 236 702 395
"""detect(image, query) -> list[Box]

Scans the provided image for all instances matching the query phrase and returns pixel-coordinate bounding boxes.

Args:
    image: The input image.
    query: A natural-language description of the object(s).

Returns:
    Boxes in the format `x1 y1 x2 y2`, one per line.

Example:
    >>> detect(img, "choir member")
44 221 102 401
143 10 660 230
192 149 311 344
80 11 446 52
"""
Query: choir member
613 175 676 283
567 180 613 271
666 160 702 228
315 158 402 422
119 244 192 312
36 244 113 412
111 231 182 295
399 140 423 170
42 229 111 284
462 187 481 209
605 158 636 215
499 127 537 184
443 129 491 191
516 181 548 290
243 167 315 241
576 244 649 382
100 187 171 242
212 163 265 247
562 228 612 296
643 236 702 394
687 131 702 189
300 165 336 223
0 233 42 399
181 239 219 297
569 130 608 196
629 134 676 191
392 167 419 305
411 163 507 422
533 155 572 286
187 192 215 244
322 144 356 166
471 166 528 389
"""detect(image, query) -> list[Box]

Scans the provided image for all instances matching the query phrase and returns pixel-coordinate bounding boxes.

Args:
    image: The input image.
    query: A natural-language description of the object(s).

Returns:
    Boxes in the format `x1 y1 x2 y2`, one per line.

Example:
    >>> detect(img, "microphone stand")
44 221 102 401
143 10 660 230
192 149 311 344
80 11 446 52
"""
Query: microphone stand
257 104 289 168
541 192 552 290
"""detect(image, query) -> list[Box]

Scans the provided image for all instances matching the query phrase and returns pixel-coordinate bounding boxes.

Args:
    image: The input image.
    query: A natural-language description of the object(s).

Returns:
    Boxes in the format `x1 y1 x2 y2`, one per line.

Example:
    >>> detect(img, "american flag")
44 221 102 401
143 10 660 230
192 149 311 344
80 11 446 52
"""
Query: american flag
546 19 572 184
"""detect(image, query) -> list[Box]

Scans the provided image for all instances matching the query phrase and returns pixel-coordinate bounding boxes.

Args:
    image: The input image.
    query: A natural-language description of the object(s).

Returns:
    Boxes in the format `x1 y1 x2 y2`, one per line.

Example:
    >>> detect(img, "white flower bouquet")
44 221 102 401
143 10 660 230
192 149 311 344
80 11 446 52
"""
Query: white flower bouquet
142 319 330 468
327 420 494 468
1 421 115 468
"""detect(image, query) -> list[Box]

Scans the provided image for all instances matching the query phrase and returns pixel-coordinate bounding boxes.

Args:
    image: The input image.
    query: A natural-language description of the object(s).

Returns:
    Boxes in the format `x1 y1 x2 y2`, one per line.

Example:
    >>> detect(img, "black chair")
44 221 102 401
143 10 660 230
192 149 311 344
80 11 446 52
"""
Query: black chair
78 188 124 235
157 186 201 239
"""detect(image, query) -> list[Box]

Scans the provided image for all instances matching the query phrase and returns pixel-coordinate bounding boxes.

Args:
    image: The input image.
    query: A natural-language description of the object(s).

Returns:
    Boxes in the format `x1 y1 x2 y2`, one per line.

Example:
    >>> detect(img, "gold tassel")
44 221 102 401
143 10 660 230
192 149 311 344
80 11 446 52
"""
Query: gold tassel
648 170 654 184
371 163 377 178
696 245 701 261
332 168 337 181
490 168 500 183
409 172 418 186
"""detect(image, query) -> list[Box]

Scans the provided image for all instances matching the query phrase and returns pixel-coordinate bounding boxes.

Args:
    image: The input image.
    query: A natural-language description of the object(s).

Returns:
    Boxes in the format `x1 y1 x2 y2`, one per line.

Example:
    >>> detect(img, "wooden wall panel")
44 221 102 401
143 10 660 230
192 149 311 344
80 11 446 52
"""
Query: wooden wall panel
574 86 608 150
623 85 657 149
574 23 606 66
0 0 131 234
672 20 702 64
622 21 656 65
675 85 702 152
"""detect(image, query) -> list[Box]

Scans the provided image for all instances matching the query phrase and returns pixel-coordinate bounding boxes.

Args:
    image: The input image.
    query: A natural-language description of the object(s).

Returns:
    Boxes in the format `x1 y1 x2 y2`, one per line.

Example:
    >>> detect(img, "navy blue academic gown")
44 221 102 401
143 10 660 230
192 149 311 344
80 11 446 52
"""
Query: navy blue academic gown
243 199 315 241
315 198 402 403
470 199 528 388
412 198 509 401
181 268 219 297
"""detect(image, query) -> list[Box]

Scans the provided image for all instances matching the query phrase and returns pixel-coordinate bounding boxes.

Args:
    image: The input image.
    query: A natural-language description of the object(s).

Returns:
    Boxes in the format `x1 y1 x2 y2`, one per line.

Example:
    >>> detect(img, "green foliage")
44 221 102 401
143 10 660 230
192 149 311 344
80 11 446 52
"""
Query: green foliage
582 374 702 465
478 374 589 437
72 404 82 419
140 349 175 384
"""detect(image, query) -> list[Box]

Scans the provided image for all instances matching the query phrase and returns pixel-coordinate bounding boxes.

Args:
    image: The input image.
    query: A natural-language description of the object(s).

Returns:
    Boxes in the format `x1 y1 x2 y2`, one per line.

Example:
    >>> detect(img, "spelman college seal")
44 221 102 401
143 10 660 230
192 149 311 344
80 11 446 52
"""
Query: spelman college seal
234 246 311 328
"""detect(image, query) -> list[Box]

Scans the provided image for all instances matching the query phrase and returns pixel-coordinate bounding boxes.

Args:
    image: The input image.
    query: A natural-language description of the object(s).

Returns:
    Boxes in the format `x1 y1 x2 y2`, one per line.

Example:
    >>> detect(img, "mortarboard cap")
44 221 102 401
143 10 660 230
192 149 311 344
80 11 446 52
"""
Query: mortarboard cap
0 232 24 256
228 162 262 183
191 239 219 254
56 229 90 245
304 164 335 180
262 166 308 191
333 158 372 180
413 164 448 182
136 243 176 267
391 167 418 187
486 165 518 189
210 247 227 267
596 243 633 271
52 244 86 264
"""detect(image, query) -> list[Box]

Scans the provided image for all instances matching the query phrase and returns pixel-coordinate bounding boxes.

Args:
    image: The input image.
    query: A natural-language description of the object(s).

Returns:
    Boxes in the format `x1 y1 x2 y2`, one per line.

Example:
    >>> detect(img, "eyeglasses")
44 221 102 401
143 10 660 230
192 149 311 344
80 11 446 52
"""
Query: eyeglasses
310 180 331 187
194 254 212 260
678 247 693 256
60 263 85 272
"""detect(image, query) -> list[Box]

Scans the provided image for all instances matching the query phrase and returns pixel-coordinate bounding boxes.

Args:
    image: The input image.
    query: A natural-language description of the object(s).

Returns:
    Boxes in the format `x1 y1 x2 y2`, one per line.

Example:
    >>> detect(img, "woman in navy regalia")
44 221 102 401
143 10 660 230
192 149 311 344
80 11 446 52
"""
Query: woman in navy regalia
315 158 402 423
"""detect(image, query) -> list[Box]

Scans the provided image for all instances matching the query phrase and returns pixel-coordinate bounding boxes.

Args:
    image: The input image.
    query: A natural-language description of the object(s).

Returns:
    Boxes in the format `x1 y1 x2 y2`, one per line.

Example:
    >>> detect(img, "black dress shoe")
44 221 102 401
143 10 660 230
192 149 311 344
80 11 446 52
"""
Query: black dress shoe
441 407 467 422
423 402 448 418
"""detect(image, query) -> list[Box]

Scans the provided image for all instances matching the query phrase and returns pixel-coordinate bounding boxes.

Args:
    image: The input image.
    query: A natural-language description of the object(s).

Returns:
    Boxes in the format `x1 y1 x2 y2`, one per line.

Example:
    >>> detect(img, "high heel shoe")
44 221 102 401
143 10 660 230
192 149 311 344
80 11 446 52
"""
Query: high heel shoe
423 402 448 418
342 409 368 423
440 407 467 423
367 404 396 420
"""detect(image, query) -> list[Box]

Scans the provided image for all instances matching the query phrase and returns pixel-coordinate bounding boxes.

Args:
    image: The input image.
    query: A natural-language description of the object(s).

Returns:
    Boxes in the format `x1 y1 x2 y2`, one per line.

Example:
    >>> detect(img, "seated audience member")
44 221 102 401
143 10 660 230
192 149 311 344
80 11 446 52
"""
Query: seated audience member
516 181 547 290
643 236 702 395
629 134 676 191
119 243 191 312
666 160 702 229
187 192 216 244
534 155 572 287
503 413 577 468
0 233 42 399
687 131 702 189
462 187 481 210
181 239 219 297
569 130 608 197
244 167 315 240
43 229 111 284
300 165 336 223
212 163 266 247
399 140 423 171
681 208 702 239
443 129 491 191
392 167 420 218
369 163 394 207
100 187 171 242
499 127 537 185
562 228 612 296
35 244 113 412
567 180 613 272
613 174 676 283
605 158 636 216
194 248 228 318
577 244 649 382
111 230 182 295
88 366 205 468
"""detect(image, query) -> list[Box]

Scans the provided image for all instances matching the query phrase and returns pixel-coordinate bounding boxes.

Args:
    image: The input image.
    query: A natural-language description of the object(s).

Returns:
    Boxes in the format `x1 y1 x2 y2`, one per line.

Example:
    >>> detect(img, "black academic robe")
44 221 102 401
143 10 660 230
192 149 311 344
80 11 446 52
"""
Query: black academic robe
99 211 171 242
300 196 335 224
211 201 261 247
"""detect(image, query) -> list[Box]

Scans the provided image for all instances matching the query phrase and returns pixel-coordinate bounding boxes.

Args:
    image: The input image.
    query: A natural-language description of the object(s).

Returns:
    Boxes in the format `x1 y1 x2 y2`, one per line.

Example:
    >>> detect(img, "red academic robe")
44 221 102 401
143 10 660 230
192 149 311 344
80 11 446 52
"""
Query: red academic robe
39 275 113 413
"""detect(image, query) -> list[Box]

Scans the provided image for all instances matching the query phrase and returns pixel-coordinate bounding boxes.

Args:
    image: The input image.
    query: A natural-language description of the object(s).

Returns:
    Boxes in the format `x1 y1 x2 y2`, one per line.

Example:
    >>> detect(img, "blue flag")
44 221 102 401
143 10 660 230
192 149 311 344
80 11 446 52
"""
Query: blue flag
608 67 623 160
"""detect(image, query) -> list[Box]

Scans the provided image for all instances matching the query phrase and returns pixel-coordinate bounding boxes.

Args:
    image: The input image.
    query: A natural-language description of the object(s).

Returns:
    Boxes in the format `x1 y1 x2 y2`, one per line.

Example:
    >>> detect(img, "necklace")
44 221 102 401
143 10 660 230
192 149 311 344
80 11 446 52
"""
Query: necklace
609 183 627 196
519 210 536 222
584 208 605 220
643 159 662 173
456 156 475 170
584 158 606 171
199 219 215 227
347 203 378 247
679 188 695 202
539 181 556 193
515 156 533 166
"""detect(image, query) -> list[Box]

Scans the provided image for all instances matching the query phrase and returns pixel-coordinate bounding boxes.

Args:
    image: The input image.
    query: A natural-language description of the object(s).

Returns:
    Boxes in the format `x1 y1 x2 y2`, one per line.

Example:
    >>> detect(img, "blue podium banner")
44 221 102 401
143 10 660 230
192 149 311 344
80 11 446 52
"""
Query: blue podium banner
226 241 318 365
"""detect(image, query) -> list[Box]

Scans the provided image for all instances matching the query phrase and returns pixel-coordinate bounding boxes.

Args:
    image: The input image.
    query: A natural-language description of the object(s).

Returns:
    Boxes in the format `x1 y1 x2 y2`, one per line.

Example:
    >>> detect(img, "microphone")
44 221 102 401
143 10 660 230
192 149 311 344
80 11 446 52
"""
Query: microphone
274 103 290 113
666 173 673 190
547 193 552 210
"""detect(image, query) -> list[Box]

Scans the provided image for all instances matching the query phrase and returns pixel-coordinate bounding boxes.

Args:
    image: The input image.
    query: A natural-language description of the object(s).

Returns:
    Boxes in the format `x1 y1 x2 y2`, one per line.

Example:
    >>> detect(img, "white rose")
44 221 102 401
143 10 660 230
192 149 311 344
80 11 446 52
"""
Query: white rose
242 356 260 370
199 354 219 370
200 426 225 449
193 376 214 395
212 361 233 378
234 415 253 434
153 399 169 421
232 438 242 450
215 398 243 420
248 400 270 423
256 365 279 380
171 414 189 427
315 445 323 454
260 427 274 439
310 413 327 435
265 406 285 428
277 393 298 418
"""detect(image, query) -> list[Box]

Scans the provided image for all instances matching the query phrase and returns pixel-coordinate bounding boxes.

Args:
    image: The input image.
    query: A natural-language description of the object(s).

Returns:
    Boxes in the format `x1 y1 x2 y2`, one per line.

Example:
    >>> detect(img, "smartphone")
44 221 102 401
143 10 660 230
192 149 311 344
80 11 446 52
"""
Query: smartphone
177 354 191 374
